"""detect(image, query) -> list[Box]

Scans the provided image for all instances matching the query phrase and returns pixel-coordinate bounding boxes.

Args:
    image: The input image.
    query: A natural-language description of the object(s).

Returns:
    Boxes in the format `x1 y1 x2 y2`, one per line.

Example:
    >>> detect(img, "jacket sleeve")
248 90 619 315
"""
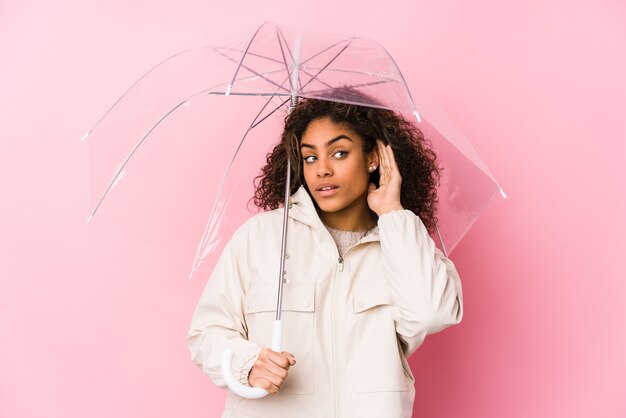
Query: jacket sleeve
187 230 262 389
377 209 464 357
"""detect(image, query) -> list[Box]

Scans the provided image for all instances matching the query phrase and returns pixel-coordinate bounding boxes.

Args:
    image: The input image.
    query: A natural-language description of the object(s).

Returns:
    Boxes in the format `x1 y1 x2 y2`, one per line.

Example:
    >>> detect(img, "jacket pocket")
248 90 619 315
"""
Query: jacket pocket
353 280 408 393
245 282 315 395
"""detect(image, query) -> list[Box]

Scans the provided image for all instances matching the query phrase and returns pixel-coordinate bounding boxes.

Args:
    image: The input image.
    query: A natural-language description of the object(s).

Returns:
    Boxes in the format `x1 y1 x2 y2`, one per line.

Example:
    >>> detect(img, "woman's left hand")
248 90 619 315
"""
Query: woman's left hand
367 140 404 216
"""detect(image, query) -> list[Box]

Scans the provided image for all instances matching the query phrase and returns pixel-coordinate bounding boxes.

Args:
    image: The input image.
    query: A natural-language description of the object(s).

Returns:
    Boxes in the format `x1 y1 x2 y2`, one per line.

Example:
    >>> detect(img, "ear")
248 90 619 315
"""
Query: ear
367 148 380 168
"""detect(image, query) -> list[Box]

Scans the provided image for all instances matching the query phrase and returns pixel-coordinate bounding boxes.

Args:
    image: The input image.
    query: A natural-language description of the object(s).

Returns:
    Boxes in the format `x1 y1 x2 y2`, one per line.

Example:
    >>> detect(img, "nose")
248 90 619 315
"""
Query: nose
316 158 332 178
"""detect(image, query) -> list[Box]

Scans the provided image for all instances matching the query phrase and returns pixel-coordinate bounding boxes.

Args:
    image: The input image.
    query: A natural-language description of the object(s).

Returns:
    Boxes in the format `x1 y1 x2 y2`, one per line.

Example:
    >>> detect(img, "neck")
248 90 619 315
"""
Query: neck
317 195 377 232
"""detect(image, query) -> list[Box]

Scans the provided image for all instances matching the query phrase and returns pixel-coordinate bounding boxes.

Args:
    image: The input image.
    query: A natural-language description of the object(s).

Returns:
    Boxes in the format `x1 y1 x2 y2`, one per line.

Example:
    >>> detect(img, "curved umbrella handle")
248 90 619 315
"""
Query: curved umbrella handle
221 320 283 399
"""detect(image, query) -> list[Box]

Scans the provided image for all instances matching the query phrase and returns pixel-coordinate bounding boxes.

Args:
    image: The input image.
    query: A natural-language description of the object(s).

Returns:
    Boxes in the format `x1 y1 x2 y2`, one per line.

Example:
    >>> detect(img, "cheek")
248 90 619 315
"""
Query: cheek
354 174 370 192
302 165 314 187
349 162 370 185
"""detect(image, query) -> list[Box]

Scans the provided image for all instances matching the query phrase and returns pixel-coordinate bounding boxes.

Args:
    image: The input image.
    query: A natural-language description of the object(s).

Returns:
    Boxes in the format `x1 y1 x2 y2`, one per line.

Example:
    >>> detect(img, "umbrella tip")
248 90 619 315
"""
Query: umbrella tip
412 110 422 123
225 85 232 96
187 263 197 280
499 188 507 199
81 130 92 142
86 213 94 223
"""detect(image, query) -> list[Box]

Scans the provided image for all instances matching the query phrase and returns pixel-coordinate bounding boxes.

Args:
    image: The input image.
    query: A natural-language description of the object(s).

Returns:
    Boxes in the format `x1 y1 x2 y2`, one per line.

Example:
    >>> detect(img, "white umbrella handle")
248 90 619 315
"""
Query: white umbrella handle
221 320 283 399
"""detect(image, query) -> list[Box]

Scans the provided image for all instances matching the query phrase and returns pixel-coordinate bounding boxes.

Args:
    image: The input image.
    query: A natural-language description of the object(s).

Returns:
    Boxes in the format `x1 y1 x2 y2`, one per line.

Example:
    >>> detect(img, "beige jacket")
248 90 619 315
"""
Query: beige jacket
188 186 463 418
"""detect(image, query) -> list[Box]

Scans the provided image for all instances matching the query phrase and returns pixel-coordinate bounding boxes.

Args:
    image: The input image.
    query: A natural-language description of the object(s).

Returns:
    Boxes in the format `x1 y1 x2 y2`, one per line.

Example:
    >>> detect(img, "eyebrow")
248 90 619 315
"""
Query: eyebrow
300 135 353 150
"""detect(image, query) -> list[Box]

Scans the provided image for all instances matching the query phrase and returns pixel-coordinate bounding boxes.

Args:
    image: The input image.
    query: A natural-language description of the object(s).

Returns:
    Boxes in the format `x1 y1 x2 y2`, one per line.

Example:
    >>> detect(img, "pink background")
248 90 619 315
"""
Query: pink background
2 1 625 417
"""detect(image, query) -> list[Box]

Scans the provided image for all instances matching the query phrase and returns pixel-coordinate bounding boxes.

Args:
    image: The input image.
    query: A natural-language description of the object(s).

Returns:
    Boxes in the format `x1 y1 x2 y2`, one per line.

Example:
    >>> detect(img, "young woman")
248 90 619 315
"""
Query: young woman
187 94 464 418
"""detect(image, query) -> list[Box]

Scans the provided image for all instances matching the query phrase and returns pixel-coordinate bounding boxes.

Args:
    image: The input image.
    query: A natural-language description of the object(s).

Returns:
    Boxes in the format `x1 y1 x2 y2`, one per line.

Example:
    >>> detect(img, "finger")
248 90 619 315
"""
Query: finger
252 355 286 378
251 360 287 387
380 142 390 169
378 142 391 185
375 141 385 175
281 352 297 366
377 140 387 169
255 378 281 395
258 348 272 360
380 143 399 186
368 182 376 194
386 144 400 174
263 359 289 379
261 366 287 387
268 351 291 369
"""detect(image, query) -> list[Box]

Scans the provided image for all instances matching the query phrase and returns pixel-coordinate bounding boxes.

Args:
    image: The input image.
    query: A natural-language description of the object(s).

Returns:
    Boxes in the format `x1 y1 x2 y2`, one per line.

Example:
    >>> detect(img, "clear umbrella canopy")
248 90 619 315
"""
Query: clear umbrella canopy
84 22 505 279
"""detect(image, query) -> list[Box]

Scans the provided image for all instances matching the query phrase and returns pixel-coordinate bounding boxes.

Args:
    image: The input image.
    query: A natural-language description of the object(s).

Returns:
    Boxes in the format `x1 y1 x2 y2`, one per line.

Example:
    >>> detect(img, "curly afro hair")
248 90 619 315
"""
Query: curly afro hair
253 88 442 232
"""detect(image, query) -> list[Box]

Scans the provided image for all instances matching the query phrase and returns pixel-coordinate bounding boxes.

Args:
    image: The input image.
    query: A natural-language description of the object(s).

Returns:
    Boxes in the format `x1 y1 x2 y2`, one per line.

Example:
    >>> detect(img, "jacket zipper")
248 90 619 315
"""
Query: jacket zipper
331 258 341 417
328 233 374 417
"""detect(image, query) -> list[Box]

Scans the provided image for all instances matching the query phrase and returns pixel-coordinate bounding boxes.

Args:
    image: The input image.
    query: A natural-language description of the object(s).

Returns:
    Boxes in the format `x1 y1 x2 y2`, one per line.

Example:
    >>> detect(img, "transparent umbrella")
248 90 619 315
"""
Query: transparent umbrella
83 21 505 398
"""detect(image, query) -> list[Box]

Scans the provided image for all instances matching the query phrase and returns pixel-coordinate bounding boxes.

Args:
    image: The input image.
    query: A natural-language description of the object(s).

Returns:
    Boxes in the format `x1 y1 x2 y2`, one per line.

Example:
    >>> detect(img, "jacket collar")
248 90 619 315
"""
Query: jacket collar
288 186 319 226
288 186 380 243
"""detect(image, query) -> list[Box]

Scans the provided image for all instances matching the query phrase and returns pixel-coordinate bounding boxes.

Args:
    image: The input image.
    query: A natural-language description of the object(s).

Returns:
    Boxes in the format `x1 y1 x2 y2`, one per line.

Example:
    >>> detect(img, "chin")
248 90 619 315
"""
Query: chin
316 201 344 213
316 194 359 214
308 194 337 212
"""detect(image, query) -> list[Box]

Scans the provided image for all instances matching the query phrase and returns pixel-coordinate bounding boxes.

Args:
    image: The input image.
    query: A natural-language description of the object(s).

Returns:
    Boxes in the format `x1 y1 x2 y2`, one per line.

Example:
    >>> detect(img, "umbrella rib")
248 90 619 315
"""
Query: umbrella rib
82 46 211 141
191 95 291 274
275 27 300 92
224 64 397 93
214 47 291 94
305 79 395 93
250 97 291 129
370 39 418 112
87 99 190 221
276 28 342 91
299 39 355 92
218 46 286 65
226 22 268 93
214 35 302 101
83 41 284 141
302 79 407 110
216 45 333 94
296 36 356 67
219 45 348 99
206 91 291 97
442 184 503 256
209 65 294 90
227 22 291 95
89 84 292 223
303 67 402 83
275 28 294 96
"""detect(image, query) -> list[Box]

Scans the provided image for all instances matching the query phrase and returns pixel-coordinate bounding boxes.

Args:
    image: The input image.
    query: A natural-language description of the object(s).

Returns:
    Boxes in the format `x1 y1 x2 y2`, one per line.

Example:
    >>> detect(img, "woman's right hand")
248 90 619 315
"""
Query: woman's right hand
248 348 296 394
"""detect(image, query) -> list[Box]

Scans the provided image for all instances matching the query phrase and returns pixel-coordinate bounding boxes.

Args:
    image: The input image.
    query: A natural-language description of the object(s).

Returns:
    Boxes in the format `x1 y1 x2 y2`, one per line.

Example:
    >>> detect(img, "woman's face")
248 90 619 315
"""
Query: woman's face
300 117 375 219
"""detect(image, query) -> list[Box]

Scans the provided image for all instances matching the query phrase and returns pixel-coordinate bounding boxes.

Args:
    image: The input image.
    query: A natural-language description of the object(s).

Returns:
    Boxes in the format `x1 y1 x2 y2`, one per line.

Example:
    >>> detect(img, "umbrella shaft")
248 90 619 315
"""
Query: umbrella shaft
275 156 291 321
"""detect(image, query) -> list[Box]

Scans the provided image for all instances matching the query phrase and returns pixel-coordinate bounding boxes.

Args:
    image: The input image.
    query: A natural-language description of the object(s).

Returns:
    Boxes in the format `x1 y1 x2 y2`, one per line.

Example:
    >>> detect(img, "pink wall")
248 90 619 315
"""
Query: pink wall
2 1 624 417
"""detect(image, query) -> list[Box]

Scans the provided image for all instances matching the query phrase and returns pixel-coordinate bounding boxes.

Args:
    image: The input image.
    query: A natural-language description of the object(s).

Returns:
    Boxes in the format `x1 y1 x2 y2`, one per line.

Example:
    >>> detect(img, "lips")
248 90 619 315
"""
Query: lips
316 183 339 191
315 183 340 197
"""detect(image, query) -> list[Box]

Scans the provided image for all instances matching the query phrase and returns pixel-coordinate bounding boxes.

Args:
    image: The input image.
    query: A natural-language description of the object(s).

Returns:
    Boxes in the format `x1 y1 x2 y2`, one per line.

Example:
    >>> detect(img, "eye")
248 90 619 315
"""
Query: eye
333 149 349 158
303 155 317 164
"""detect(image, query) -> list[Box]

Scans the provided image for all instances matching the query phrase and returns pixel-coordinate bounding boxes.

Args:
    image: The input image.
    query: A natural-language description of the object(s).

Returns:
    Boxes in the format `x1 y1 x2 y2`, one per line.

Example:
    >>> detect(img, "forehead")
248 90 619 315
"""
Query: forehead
300 117 362 147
